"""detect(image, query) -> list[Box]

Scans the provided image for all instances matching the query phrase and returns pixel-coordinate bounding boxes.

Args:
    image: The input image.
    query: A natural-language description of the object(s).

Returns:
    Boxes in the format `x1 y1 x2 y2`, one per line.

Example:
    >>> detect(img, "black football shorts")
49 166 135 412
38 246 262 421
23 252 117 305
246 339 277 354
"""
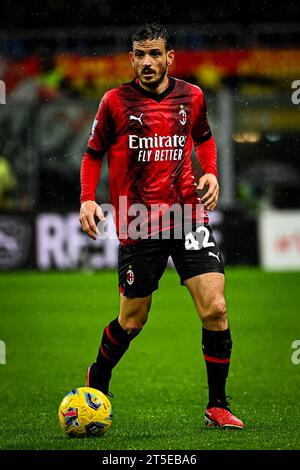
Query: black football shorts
118 224 224 298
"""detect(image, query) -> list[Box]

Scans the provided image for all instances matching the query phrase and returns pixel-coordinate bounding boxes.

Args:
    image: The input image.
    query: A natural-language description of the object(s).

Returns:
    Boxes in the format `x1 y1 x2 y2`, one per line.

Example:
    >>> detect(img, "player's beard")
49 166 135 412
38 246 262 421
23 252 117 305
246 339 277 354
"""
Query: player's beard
138 62 168 90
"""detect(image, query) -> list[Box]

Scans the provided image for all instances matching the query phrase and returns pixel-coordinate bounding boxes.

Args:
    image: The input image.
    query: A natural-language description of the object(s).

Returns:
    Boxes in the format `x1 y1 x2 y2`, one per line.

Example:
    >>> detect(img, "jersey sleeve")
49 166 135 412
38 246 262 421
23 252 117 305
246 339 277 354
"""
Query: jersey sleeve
86 92 115 158
80 151 102 203
80 92 115 203
191 90 212 144
194 136 218 178
192 89 218 177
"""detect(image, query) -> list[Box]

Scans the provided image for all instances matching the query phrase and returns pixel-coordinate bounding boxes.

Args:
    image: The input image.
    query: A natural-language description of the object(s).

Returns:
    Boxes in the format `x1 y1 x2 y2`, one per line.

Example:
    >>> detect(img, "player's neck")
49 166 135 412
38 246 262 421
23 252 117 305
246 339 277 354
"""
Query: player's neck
138 76 170 96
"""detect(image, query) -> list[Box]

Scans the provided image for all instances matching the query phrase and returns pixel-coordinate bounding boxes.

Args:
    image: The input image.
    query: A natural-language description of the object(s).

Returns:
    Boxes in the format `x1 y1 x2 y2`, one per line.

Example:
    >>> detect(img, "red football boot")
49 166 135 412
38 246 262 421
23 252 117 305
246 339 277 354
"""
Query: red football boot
205 399 244 429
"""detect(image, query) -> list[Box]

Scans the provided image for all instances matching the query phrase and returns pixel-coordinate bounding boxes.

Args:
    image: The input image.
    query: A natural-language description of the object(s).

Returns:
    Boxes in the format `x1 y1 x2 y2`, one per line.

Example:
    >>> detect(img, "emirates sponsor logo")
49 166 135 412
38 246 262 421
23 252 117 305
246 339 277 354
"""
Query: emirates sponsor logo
128 133 187 162
129 133 186 149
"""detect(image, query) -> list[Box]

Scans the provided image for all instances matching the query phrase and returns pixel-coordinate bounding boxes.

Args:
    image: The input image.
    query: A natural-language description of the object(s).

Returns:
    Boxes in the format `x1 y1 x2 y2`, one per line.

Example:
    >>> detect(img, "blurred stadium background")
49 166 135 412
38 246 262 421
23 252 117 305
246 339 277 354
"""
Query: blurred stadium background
0 1 300 452
0 0 300 271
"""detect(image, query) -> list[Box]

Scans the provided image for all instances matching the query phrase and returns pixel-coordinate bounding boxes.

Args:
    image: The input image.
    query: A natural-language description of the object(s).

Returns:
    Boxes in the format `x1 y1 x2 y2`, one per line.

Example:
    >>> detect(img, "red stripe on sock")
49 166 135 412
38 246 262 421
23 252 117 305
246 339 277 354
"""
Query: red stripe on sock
204 354 231 364
105 325 121 346
100 344 111 361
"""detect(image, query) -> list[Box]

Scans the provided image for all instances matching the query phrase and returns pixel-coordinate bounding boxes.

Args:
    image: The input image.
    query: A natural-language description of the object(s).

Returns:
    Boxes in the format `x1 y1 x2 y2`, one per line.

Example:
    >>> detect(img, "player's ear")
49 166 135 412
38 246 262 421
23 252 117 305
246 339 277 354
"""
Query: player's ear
167 50 175 66
129 51 135 68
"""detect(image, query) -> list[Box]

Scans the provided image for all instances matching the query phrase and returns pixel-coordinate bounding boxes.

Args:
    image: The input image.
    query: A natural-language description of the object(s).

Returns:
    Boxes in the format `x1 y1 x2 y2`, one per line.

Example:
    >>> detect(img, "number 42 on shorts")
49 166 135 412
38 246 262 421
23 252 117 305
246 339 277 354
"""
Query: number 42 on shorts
185 226 215 250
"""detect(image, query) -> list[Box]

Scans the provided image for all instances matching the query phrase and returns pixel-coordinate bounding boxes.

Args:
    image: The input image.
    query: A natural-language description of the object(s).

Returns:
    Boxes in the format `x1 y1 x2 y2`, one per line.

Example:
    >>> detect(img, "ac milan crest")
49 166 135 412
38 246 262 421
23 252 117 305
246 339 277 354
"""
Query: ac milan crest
126 269 134 285
178 106 187 126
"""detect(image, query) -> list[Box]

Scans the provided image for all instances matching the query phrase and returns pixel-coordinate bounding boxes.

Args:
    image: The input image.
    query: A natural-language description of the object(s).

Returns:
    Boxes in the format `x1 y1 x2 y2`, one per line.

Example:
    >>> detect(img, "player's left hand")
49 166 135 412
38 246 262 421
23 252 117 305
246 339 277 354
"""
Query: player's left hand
197 173 219 210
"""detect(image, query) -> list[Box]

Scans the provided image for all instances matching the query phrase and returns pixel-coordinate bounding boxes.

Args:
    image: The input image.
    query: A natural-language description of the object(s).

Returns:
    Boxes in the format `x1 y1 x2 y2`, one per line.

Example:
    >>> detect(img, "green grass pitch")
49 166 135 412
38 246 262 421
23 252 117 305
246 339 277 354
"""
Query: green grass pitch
0 268 299 450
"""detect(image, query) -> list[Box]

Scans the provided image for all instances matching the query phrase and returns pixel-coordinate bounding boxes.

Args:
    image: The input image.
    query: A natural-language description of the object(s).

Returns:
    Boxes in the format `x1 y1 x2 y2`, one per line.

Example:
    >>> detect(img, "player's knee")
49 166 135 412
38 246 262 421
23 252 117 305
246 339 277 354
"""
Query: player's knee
119 311 148 337
204 298 227 325
119 296 151 336
122 318 147 337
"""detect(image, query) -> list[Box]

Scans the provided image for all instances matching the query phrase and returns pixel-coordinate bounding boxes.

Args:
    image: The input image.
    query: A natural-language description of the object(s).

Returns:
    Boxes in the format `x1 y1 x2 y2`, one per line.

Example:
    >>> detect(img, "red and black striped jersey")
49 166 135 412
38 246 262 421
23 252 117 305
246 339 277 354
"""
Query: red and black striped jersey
81 77 218 243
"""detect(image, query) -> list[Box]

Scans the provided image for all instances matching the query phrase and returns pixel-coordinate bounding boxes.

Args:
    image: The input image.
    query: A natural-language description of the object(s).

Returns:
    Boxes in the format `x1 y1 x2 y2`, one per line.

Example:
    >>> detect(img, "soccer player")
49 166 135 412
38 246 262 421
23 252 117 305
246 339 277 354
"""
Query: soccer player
79 23 244 429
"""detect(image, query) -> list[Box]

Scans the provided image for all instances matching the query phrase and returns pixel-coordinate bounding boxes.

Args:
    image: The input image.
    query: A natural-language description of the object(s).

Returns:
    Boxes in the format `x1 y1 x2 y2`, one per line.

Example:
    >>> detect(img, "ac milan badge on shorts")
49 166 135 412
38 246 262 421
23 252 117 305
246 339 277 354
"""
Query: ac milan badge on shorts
126 269 134 285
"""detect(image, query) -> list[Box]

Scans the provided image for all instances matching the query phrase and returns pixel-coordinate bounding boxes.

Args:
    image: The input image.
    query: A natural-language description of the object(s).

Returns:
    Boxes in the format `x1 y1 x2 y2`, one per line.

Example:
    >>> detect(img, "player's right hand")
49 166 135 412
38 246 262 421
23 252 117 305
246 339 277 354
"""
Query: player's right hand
79 200 105 240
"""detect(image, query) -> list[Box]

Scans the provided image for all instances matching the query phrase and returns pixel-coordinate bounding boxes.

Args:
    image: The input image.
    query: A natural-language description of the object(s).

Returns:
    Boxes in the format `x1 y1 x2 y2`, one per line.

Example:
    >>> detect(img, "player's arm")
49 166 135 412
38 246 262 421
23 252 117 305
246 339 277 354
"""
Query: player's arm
80 151 105 240
195 136 219 211
79 94 113 240
192 91 219 211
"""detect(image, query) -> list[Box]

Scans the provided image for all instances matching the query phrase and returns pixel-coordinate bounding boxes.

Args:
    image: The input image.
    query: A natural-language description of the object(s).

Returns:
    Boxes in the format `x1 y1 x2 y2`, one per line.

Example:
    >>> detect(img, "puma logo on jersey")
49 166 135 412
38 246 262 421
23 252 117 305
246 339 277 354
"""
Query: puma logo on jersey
129 113 144 125
208 251 220 262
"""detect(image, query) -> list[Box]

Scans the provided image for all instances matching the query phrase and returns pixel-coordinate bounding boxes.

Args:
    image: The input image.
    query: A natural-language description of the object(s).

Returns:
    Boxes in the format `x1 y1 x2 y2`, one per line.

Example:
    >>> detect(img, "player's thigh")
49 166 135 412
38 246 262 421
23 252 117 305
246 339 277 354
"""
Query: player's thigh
170 224 226 322
171 224 224 285
184 272 226 319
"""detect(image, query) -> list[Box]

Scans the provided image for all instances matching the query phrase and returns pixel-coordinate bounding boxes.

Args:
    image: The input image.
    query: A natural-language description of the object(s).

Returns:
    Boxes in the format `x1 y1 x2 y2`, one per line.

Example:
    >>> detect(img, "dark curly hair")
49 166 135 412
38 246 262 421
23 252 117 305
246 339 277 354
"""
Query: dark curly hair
131 23 172 50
